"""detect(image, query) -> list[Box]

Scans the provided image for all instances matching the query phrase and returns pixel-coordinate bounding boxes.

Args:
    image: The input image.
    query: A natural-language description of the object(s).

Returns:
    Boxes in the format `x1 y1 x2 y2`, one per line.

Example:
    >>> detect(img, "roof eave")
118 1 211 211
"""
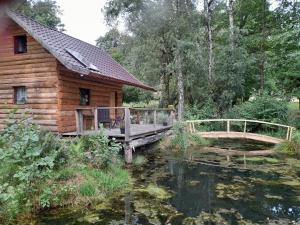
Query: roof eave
88 72 156 91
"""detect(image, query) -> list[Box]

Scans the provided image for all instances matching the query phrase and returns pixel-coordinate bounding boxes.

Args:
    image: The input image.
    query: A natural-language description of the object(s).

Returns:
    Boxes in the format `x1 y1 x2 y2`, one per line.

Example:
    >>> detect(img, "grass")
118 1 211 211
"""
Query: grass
288 102 299 111
79 183 96 197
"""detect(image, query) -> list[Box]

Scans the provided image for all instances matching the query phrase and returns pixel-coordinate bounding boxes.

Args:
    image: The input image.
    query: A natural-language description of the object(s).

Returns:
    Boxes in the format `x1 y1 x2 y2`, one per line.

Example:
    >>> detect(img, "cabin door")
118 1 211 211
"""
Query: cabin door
109 91 117 119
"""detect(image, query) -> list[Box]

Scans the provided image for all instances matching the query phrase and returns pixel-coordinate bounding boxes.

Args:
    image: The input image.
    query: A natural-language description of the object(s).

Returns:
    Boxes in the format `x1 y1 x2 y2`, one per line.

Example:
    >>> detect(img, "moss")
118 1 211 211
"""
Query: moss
215 183 252 201
235 156 280 164
137 184 173 200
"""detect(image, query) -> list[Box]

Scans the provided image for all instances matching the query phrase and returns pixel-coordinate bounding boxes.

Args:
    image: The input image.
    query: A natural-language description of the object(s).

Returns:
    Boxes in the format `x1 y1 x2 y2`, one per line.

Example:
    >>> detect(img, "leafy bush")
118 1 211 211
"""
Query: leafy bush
227 94 288 124
0 116 65 219
0 115 129 223
275 131 300 156
80 129 121 169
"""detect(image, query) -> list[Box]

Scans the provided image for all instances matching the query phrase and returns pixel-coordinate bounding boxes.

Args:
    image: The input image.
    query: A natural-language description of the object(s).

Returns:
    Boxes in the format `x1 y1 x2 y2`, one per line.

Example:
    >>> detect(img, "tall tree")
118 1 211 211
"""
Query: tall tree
12 0 64 31
204 0 214 83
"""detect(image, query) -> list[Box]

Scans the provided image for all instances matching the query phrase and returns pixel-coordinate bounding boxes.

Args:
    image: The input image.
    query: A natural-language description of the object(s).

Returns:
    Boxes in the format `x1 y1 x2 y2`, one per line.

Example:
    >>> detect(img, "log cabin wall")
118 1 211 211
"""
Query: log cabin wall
0 18 59 131
57 64 123 133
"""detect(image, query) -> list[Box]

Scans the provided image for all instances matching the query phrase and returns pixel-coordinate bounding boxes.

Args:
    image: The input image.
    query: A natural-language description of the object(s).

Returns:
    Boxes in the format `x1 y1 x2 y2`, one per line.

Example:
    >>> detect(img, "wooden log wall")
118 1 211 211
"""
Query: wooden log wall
0 18 59 131
0 18 124 133
57 64 123 133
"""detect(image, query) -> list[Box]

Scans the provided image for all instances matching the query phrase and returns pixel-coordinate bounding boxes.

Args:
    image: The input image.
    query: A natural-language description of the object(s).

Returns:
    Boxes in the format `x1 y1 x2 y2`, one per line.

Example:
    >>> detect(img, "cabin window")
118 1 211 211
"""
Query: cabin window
79 88 90 105
14 35 27 54
14 86 27 104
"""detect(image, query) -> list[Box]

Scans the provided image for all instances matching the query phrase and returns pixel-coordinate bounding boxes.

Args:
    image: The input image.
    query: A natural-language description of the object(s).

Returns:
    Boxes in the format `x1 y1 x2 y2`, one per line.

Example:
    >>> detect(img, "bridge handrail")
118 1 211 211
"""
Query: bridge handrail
185 119 294 129
185 119 295 141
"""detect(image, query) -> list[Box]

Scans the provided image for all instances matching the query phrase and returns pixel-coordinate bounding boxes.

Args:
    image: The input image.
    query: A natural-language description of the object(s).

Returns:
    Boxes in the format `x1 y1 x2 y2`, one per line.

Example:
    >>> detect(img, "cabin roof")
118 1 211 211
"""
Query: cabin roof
6 10 154 91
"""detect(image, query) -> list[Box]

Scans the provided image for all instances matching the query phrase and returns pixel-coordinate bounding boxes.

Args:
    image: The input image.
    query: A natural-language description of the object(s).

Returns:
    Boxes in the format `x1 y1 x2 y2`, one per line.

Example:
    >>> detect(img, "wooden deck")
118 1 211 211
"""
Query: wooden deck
63 124 173 140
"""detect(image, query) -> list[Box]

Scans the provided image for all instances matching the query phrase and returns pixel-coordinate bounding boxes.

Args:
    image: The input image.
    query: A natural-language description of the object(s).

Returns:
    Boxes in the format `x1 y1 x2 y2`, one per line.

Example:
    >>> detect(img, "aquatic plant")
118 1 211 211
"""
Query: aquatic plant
275 131 300 156
168 122 209 151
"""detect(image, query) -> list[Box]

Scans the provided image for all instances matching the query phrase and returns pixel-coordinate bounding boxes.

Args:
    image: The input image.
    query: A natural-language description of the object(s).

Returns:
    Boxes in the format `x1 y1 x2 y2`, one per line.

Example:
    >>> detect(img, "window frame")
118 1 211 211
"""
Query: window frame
14 86 27 105
79 88 90 106
14 35 27 54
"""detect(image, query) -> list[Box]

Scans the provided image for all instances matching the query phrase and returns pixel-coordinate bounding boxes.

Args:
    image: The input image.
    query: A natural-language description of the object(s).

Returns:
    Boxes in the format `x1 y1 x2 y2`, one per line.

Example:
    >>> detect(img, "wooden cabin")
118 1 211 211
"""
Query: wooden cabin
0 10 154 133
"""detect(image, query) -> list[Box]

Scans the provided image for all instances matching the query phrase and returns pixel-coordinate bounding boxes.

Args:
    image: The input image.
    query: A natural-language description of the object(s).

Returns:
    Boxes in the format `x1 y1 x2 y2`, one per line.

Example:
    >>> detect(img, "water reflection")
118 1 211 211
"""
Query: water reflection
39 139 300 224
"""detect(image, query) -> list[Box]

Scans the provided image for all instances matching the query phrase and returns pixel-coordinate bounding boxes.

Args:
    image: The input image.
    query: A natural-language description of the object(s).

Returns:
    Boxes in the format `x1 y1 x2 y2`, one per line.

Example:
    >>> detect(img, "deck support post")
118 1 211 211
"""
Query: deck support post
124 143 132 164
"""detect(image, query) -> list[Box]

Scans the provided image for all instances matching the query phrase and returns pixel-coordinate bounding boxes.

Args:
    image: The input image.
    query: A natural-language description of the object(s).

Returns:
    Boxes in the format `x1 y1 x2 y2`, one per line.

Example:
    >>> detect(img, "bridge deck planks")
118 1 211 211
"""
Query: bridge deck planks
198 131 283 144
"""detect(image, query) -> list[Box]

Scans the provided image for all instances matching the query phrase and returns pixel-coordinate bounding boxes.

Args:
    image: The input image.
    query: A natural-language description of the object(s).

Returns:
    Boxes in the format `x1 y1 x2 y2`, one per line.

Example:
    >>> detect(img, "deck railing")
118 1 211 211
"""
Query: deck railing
186 119 295 141
75 107 175 141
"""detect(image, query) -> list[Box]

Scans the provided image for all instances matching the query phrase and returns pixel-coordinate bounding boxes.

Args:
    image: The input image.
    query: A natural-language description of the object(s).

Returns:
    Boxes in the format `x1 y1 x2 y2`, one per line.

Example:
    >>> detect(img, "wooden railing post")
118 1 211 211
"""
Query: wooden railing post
124 108 131 142
227 120 230 132
287 127 294 141
286 127 290 140
94 107 98 131
243 121 247 133
153 110 157 128
75 109 83 134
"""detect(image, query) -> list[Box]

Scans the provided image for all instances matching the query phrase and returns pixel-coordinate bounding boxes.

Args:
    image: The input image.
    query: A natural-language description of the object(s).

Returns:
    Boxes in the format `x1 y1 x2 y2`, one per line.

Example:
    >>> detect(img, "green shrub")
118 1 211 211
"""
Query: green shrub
0 116 65 219
169 122 210 151
80 129 121 169
275 131 300 156
170 122 190 151
227 94 288 124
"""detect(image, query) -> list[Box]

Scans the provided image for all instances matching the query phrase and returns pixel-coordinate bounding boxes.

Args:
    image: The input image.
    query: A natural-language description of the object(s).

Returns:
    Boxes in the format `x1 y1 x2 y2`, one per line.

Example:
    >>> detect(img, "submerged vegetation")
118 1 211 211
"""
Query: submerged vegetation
0 116 130 224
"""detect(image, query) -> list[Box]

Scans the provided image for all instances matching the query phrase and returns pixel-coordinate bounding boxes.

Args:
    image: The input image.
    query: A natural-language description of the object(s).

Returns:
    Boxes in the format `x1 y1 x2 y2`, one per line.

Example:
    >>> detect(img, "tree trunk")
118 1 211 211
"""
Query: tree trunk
228 0 234 50
204 0 214 83
259 0 267 94
176 50 184 121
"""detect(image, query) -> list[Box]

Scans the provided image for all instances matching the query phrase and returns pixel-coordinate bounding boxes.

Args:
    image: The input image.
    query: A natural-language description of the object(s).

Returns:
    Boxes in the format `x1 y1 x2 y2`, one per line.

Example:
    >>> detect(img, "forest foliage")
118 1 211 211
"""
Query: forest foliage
98 0 299 118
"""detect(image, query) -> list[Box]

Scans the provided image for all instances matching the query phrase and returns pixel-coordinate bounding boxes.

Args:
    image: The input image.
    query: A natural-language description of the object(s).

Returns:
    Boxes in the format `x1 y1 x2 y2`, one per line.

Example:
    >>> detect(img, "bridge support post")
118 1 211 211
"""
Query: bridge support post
243 121 247 133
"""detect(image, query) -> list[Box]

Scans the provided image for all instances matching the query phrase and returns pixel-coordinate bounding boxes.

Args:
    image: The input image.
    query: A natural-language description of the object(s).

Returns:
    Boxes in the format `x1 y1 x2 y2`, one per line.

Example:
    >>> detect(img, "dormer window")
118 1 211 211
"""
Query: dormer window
14 35 27 54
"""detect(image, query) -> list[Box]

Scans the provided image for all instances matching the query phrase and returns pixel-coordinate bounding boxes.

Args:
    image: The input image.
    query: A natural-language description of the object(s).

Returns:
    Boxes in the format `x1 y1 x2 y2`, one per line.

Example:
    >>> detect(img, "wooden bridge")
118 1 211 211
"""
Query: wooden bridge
186 119 295 144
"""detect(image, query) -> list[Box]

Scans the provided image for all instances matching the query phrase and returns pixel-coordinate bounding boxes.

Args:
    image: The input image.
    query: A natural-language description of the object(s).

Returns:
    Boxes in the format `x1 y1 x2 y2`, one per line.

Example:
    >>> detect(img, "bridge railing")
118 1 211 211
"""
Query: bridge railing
185 119 295 141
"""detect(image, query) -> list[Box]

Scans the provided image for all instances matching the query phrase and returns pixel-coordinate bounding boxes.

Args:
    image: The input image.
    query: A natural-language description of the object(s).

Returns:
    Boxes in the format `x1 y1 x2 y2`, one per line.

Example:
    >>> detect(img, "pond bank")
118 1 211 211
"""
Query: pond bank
26 139 300 225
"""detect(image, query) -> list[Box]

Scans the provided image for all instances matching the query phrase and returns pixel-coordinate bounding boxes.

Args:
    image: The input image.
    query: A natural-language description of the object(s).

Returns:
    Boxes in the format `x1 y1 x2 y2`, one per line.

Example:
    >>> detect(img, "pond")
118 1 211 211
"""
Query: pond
36 139 300 224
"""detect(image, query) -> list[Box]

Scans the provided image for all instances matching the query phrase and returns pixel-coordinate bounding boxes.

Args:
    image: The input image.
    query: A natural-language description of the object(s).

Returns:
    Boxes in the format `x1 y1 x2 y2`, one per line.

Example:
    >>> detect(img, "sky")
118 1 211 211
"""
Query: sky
57 0 109 45
57 0 279 46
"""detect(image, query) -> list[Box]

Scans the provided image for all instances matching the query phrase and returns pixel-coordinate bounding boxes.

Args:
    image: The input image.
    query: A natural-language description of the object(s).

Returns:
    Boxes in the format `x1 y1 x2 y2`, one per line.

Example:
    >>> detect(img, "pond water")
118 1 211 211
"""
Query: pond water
37 139 300 225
